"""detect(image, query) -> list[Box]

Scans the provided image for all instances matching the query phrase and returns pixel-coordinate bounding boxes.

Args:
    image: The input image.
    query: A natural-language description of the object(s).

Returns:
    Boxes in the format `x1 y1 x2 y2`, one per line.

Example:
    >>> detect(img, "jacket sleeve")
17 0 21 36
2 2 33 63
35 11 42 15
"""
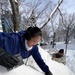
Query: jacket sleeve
32 46 50 73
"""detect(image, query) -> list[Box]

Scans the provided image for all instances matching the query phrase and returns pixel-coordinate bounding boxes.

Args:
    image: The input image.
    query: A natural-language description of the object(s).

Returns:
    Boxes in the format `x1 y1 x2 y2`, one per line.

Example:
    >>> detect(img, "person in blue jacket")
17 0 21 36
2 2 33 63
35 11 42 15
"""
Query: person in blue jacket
0 27 53 75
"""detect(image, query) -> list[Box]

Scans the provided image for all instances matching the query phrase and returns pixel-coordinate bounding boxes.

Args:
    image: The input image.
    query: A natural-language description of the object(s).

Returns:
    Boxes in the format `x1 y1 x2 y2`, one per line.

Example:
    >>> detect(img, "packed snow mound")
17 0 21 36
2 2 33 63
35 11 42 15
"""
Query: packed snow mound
0 65 44 75
25 46 74 75
0 46 74 75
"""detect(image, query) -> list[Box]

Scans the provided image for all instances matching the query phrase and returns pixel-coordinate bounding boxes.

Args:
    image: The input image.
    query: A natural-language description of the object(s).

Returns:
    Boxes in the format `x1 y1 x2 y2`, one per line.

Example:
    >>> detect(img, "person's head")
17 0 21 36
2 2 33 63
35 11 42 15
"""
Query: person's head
24 27 42 47
58 49 64 56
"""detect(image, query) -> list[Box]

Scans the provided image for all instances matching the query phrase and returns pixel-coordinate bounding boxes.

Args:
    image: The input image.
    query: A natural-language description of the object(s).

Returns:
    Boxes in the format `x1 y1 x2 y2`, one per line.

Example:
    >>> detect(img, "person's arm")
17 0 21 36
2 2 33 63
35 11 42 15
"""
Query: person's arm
0 47 20 70
32 46 53 75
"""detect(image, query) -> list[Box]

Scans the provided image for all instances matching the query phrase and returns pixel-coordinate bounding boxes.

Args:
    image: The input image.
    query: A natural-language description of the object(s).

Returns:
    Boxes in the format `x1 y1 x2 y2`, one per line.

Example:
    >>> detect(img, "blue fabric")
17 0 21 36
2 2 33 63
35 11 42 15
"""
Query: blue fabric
0 31 49 73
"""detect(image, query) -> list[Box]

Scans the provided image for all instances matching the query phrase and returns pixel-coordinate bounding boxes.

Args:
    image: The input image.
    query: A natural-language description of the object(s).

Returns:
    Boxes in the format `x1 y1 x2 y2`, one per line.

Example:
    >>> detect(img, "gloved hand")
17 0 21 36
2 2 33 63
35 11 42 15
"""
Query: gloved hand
45 70 53 75
0 53 20 70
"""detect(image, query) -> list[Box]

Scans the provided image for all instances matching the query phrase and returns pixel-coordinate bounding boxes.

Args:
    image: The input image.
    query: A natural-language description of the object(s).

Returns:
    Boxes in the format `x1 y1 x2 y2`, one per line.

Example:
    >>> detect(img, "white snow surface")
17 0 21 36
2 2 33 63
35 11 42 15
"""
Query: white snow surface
0 45 74 75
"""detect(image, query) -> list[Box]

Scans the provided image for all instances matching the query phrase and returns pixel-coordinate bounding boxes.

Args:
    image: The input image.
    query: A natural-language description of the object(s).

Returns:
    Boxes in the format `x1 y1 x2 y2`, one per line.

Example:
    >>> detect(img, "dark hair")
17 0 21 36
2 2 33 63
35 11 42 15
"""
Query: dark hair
58 49 64 53
24 27 42 40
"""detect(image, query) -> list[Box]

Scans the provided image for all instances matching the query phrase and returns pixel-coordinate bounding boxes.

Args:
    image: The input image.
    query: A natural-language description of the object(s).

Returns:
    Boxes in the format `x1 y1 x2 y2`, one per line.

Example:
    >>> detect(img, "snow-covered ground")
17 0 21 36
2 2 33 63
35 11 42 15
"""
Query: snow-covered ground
0 41 75 75
55 41 75 74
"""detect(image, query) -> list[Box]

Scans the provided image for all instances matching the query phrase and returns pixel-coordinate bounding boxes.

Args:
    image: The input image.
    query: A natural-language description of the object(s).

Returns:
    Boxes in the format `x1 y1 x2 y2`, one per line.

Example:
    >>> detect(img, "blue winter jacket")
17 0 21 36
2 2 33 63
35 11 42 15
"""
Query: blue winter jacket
0 31 49 73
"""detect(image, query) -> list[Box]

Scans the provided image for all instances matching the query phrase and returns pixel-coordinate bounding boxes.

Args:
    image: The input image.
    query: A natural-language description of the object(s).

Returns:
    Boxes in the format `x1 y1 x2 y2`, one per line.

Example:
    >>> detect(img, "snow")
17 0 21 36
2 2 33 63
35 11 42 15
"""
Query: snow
66 50 75 74
37 46 74 75
0 42 75 75
51 41 75 74
0 65 44 75
70 39 75 44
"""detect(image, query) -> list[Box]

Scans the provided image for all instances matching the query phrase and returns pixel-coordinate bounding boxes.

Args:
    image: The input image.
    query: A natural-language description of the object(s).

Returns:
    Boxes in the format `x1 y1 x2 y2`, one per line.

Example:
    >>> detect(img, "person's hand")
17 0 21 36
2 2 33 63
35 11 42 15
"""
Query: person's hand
45 70 53 75
0 53 20 70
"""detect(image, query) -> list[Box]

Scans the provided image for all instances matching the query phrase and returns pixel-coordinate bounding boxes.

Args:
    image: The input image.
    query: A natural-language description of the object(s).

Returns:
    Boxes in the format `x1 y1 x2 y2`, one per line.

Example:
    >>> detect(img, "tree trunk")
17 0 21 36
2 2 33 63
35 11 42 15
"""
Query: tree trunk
52 32 56 48
65 27 70 54
9 0 20 32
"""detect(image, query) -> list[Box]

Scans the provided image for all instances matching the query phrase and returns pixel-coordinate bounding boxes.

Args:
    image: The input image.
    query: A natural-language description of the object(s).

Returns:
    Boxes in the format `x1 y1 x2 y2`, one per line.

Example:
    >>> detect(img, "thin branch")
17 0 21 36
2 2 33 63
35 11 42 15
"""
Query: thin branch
40 0 63 29
57 7 64 25
36 1 51 19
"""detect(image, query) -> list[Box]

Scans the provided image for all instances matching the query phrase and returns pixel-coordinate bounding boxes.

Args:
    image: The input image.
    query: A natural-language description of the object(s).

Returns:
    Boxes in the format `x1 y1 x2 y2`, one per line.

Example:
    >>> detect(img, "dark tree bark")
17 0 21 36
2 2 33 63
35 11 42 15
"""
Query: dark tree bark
9 0 20 32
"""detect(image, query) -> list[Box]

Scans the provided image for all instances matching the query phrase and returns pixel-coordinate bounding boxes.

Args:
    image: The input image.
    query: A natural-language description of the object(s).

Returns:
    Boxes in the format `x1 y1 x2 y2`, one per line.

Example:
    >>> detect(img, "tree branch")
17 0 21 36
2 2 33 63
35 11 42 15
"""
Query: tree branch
40 0 63 29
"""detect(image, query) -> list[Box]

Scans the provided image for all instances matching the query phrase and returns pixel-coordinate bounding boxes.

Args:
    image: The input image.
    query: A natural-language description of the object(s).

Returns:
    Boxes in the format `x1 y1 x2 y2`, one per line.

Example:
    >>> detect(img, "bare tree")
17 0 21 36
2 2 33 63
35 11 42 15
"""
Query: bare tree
59 13 75 54
40 0 63 29
0 0 14 32
42 25 52 43
19 0 53 29
0 0 9 15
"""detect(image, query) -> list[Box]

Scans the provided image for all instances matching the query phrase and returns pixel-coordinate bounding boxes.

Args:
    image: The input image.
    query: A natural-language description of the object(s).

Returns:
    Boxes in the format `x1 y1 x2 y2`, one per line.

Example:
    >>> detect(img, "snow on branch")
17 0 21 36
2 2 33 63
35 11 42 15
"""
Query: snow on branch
40 0 63 29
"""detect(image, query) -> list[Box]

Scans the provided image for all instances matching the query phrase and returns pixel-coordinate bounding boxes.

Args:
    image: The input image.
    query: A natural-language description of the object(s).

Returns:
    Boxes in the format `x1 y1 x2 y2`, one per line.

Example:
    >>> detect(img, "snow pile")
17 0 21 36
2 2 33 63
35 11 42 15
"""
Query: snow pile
53 42 75 74
66 50 75 74
70 39 75 44
38 46 74 75
0 65 44 75
0 46 74 75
